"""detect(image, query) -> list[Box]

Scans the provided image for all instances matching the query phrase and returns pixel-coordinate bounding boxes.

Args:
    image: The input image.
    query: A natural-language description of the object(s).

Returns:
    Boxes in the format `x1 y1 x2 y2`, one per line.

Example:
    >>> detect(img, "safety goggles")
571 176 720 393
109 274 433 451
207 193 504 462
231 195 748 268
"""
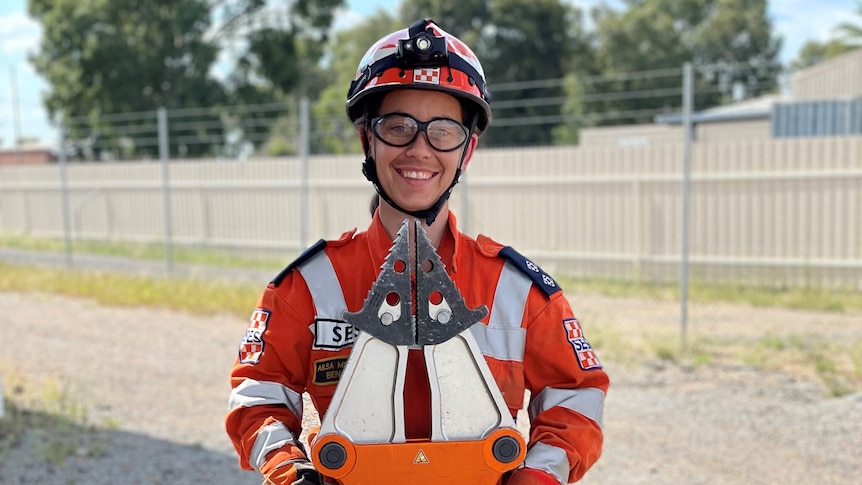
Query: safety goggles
371 113 469 152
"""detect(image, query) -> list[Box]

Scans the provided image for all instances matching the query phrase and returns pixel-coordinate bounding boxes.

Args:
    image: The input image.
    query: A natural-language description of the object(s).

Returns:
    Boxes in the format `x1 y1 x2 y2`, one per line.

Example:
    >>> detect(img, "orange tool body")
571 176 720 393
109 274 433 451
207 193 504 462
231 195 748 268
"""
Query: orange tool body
310 219 526 484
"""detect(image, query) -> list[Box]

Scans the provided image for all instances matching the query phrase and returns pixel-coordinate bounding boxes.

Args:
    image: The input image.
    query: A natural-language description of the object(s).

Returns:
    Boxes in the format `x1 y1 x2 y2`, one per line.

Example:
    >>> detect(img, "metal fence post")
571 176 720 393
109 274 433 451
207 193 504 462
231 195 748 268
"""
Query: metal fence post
299 97 310 250
59 120 73 268
679 62 694 348
158 107 174 272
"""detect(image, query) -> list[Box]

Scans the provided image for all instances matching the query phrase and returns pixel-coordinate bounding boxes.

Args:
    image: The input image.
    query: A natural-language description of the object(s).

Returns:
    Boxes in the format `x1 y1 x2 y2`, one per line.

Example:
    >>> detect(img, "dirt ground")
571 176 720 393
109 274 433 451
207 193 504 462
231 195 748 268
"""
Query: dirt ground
0 290 860 484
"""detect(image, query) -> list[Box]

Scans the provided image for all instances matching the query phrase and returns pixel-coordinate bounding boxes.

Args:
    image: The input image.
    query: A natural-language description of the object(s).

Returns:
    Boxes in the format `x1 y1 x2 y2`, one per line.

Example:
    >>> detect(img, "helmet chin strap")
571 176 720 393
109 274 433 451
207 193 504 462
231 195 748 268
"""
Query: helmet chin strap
363 116 477 227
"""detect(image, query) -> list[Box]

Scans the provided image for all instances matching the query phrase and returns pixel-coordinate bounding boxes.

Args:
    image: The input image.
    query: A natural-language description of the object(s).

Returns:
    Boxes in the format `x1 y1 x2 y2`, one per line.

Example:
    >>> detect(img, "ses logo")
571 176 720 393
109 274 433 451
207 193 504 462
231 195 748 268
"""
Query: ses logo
564 318 602 371
239 308 270 364
313 318 357 350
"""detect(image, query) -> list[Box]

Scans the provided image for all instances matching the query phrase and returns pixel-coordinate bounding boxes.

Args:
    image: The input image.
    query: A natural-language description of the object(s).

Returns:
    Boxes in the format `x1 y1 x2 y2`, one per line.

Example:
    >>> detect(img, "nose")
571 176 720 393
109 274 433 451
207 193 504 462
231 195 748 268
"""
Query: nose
404 128 435 157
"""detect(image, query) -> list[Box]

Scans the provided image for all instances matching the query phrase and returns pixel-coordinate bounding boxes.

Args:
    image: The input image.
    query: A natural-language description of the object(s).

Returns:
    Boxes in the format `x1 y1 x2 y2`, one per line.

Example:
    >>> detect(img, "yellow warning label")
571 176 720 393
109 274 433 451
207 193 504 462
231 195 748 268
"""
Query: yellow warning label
413 449 430 464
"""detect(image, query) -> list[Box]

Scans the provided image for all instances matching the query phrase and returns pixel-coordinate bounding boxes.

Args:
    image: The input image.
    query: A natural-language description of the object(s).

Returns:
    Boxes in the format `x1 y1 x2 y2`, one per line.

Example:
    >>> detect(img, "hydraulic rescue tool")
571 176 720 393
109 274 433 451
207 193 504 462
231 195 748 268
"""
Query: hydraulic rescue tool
310 219 526 484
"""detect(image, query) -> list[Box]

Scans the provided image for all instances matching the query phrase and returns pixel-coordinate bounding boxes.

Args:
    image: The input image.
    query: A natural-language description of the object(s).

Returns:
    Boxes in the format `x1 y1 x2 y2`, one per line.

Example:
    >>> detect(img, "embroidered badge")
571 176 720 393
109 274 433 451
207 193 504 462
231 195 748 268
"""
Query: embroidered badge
413 67 440 85
564 318 602 370
238 308 270 364
313 356 349 385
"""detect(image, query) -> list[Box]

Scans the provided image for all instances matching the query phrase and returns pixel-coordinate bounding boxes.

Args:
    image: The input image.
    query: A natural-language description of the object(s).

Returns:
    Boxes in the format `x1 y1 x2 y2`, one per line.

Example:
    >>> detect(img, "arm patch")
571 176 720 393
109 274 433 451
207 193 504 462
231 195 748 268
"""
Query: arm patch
498 246 561 298
271 239 327 287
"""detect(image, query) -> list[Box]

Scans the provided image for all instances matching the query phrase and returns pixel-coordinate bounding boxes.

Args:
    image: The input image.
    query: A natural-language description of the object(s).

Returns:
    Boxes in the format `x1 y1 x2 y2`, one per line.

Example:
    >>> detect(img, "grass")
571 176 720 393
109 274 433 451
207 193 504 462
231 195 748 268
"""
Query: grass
0 367 107 466
0 262 262 319
562 277 862 313
1 234 860 413
0 232 284 271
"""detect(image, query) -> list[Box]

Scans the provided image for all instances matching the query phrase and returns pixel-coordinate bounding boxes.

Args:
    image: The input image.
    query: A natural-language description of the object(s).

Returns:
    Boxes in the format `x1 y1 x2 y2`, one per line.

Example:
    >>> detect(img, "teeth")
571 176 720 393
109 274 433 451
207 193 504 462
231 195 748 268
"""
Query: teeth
401 170 432 180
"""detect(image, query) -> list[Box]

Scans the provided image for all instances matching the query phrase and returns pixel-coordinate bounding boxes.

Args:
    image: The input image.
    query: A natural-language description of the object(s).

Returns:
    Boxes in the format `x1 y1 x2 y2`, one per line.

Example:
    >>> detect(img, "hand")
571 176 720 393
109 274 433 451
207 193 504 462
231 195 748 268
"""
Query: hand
293 462 323 485
262 461 323 485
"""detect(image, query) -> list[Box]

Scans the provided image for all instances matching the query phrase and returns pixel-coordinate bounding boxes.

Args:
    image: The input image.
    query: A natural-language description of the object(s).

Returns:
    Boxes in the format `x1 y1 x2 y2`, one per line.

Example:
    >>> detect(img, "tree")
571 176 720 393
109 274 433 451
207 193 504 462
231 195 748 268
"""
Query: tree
29 0 226 158
835 1 862 46
788 2 862 71
310 12 402 155
212 0 345 155
581 0 781 127
788 40 857 72
479 0 579 146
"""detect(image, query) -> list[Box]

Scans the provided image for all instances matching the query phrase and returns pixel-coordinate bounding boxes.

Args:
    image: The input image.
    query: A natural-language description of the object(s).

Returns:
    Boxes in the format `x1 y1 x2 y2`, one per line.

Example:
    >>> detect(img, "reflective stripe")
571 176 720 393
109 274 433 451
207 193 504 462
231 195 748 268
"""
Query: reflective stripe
298 252 347 320
529 386 605 427
249 421 301 471
472 262 531 361
470 325 526 362
488 263 531 330
523 442 568 485
228 379 304 420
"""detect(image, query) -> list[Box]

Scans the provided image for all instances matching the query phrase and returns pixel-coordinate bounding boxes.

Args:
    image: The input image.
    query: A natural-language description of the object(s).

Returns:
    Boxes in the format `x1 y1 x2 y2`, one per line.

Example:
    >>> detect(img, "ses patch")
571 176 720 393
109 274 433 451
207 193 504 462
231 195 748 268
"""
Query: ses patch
563 318 602 371
313 318 358 350
313 357 348 385
238 308 270 364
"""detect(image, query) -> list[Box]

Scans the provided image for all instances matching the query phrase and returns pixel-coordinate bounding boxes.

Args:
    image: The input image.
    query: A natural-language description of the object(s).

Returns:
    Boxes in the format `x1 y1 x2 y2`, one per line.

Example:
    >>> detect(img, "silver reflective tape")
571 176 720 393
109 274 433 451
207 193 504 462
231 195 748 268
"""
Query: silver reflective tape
298 252 347 320
249 421 300 471
228 379 303 420
523 441 568 484
530 386 605 427
470 324 526 362
488 262 532 330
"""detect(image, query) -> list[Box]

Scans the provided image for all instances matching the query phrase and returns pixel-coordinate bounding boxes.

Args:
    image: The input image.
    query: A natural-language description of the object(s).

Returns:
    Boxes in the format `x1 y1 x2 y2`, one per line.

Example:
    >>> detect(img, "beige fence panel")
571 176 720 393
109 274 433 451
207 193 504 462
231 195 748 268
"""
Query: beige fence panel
1 137 860 288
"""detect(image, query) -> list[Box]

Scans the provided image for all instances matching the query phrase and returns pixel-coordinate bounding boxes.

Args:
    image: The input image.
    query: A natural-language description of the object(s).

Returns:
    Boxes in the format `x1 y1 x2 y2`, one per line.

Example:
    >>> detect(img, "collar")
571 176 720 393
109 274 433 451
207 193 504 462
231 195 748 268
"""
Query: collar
366 211 461 274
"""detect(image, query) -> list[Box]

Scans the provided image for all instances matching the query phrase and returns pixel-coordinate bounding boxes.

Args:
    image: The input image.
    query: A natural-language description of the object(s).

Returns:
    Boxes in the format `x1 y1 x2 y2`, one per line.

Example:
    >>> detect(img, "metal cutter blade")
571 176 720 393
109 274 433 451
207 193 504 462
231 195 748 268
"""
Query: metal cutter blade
343 218 488 346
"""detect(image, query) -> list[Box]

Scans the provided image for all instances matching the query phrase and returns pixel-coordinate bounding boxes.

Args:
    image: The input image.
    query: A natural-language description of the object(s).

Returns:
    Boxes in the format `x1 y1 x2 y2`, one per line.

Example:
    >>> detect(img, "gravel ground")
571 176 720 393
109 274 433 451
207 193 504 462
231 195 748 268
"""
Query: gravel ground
1 291 861 484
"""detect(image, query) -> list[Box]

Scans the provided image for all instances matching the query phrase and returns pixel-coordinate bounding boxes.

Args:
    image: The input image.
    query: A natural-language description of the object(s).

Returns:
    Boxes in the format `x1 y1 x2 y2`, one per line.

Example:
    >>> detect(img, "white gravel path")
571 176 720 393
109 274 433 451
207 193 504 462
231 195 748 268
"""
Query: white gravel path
1 291 860 484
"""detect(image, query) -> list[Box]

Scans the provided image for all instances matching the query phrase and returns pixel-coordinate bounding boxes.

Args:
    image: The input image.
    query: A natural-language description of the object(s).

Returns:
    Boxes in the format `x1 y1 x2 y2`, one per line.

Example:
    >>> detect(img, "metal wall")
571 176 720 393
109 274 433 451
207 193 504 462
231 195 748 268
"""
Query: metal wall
1 136 860 288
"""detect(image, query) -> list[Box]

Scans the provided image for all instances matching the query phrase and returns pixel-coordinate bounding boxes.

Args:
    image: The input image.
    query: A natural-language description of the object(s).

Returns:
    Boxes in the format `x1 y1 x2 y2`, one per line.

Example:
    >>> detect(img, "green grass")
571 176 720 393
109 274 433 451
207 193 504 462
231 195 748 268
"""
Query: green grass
2 233 861 397
561 277 862 313
0 262 262 319
0 369 107 466
0 232 284 270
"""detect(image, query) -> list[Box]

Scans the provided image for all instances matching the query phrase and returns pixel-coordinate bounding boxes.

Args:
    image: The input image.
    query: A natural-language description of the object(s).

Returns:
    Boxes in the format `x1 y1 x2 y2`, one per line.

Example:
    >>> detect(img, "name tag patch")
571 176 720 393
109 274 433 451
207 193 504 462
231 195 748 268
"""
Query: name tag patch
564 318 602 370
313 357 348 385
313 318 357 350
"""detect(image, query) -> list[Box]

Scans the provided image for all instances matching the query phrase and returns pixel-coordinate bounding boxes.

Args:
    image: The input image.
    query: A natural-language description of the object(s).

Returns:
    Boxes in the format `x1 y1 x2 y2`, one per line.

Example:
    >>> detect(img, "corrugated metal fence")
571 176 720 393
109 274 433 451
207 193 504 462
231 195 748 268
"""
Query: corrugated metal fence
0 136 860 289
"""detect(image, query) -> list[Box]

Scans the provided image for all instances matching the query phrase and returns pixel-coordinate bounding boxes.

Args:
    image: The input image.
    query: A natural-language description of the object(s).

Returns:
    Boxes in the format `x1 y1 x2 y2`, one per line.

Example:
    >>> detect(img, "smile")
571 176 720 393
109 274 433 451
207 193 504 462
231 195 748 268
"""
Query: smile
397 169 435 180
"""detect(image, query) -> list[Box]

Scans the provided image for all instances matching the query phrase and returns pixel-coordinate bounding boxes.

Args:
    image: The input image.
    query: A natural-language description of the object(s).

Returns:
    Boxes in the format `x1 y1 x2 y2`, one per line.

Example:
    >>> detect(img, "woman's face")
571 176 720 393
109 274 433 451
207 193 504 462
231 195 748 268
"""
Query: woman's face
369 89 477 213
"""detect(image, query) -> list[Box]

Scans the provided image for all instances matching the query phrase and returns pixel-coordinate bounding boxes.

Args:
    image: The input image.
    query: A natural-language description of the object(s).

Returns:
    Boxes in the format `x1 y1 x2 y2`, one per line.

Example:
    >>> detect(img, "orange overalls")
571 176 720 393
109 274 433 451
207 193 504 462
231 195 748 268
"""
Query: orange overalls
226 212 609 484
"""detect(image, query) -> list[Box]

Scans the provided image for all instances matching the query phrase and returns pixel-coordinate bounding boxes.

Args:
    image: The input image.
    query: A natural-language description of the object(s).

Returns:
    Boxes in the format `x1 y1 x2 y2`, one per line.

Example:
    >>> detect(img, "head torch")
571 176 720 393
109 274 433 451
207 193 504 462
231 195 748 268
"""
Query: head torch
396 19 449 68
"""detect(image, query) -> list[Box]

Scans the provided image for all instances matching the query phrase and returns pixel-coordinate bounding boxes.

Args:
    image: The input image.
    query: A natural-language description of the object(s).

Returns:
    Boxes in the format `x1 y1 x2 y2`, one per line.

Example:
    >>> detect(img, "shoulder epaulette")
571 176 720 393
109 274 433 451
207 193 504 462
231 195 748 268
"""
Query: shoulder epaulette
498 246 562 298
271 239 327 287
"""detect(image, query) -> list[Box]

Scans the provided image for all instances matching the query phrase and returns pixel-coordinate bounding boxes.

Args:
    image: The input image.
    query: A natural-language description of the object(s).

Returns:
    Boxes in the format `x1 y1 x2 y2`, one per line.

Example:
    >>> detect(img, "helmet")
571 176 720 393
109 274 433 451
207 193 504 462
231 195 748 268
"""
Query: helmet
346 19 491 133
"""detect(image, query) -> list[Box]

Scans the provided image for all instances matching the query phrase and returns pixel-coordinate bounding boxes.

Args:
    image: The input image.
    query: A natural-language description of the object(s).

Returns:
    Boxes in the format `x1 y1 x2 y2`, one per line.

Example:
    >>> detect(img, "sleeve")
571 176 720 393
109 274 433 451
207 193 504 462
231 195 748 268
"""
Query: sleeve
521 289 609 484
225 276 317 484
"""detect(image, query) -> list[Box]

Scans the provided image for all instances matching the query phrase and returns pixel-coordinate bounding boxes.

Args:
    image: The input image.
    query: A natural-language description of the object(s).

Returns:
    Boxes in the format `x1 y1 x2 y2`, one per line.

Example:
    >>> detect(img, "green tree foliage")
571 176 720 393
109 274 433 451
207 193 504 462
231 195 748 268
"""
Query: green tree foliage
399 0 579 147
210 0 344 155
836 2 862 45
789 40 858 72
29 0 226 158
788 2 861 71
580 0 781 127
311 12 402 154
479 0 576 147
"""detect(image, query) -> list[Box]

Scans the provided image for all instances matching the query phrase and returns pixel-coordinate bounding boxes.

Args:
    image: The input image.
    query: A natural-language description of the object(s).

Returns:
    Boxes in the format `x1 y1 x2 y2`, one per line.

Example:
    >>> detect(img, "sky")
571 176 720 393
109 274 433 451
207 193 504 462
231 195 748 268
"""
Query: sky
0 0 859 149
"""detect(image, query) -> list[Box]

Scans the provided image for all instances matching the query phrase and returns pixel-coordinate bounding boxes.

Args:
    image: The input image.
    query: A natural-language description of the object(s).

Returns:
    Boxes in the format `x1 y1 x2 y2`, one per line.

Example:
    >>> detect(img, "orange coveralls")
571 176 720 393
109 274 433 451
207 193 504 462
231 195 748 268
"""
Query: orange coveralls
226 212 609 484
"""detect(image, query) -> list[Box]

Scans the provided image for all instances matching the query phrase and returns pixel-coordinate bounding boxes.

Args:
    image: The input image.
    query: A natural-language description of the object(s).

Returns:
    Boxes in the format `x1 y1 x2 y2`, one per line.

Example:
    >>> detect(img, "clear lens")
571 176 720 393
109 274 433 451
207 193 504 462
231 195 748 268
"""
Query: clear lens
372 114 468 152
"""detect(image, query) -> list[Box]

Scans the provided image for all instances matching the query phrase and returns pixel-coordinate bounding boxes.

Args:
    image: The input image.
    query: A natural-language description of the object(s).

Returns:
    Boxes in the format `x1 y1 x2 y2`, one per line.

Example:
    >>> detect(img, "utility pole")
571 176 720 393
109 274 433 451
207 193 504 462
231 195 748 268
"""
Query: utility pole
10 66 23 163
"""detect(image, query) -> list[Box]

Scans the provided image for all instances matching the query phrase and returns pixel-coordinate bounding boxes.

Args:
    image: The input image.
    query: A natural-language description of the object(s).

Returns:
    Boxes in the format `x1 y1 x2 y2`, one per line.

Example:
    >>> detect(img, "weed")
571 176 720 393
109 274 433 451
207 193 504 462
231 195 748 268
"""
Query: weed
0 369 106 466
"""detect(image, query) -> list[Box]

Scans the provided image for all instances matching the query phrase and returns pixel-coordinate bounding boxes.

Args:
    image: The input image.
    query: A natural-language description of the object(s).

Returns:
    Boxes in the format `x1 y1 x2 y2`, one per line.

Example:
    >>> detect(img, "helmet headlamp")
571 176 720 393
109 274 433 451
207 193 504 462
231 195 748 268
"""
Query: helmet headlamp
397 20 448 67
